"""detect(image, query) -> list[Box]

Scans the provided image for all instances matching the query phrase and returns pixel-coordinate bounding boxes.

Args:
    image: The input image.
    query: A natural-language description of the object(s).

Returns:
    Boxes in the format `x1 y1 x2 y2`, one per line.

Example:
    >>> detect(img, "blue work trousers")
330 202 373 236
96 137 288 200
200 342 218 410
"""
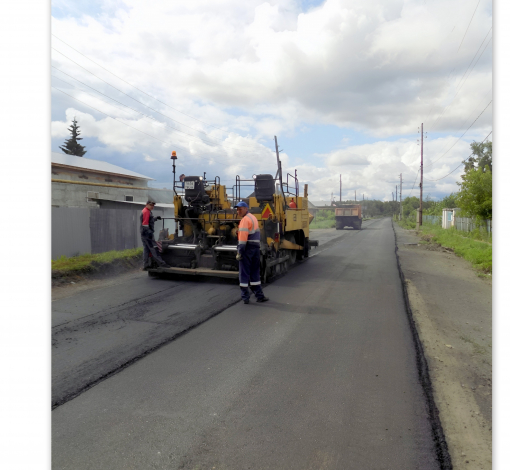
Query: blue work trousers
239 243 264 301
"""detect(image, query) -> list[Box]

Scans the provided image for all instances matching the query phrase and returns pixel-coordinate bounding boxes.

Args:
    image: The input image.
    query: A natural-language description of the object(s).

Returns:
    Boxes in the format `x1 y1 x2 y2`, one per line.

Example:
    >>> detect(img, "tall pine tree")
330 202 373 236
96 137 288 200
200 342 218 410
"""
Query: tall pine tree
60 117 87 156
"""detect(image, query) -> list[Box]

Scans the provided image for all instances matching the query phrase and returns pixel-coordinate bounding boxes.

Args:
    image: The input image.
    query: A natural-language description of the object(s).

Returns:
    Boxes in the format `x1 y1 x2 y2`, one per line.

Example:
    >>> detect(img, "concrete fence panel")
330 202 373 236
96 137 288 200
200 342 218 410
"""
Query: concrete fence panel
52 205 177 259
52 207 92 259
90 209 140 254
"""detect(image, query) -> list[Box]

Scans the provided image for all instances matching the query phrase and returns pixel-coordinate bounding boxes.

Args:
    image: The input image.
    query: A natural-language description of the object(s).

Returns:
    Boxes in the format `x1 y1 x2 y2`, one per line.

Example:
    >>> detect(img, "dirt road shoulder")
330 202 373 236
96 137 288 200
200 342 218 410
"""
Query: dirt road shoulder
393 222 492 470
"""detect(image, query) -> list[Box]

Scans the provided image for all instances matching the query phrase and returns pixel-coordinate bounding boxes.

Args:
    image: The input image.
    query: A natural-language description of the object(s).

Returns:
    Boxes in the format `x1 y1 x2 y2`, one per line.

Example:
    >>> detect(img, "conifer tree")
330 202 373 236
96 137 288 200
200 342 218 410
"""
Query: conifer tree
59 117 87 156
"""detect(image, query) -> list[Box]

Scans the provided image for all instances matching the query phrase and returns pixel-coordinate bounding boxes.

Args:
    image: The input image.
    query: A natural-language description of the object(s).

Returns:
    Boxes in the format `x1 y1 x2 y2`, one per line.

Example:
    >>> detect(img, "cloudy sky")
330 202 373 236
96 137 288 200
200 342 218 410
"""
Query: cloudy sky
50 0 492 202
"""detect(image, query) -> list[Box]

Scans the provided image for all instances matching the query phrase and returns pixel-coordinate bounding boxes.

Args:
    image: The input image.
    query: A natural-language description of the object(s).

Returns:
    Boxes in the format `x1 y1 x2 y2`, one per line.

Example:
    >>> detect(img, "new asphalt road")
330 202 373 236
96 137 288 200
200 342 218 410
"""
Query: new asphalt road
52 218 442 469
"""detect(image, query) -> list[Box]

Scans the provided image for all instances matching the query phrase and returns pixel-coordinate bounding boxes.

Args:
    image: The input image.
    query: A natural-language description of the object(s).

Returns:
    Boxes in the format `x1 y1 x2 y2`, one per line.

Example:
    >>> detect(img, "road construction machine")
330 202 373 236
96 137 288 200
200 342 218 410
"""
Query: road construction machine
147 153 318 281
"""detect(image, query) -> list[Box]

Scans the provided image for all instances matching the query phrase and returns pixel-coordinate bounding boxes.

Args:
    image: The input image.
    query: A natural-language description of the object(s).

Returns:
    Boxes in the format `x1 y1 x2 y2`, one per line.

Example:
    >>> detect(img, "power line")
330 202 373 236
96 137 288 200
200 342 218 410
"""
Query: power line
423 130 491 182
457 0 481 52
424 99 492 169
52 35 230 134
424 88 491 169
427 28 492 132
454 27 492 91
52 85 235 167
407 167 421 198
420 18 489 125
51 70 263 155
52 48 261 154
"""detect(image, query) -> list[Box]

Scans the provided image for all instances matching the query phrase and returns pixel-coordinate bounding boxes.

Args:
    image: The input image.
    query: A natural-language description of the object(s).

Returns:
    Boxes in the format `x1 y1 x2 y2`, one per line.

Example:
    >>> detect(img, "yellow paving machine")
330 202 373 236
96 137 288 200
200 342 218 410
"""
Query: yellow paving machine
148 151 318 281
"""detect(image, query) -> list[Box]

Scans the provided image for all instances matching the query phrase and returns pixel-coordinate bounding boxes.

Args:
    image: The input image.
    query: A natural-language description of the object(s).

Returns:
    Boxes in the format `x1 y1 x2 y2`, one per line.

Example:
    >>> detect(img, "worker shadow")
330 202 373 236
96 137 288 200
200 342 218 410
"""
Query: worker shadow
253 301 338 315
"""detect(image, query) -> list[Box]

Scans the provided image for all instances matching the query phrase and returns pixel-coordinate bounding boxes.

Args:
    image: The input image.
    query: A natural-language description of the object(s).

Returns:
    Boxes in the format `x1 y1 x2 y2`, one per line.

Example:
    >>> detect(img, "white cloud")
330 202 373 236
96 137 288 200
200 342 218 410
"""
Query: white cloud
51 0 492 200
143 153 156 162
52 0 491 133
298 136 474 201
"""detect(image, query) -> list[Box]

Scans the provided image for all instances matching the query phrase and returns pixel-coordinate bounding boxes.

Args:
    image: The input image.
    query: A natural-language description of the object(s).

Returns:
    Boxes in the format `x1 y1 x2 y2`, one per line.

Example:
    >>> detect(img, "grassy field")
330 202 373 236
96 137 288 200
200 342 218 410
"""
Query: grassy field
310 209 336 229
52 247 143 274
396 219 492 274
310 219 336 229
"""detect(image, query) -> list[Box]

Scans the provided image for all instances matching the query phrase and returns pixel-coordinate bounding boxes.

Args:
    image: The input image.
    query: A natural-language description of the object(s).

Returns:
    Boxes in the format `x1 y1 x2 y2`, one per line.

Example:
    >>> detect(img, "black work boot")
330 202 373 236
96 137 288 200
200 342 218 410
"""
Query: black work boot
251 285 268 303
240 287 250 304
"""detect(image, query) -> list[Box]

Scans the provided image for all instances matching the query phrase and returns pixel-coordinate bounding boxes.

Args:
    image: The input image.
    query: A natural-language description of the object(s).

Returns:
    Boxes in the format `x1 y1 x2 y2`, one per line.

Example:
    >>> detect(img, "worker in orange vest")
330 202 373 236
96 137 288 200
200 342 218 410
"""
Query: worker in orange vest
235 201 269 304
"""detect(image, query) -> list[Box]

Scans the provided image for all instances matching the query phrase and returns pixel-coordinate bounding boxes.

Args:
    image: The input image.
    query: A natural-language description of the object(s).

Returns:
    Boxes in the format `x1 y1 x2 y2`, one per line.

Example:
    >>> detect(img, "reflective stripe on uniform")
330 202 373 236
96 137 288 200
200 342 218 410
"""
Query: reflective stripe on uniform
250 281 261 286
240 282 249 287
246 213 260 234
238 211 261 245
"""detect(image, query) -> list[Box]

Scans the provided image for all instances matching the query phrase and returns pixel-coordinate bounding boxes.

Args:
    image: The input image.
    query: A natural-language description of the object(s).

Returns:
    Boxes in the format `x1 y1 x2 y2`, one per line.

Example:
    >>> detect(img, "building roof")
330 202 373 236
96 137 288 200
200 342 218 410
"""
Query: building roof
309 200 331 207
51 152 154 180
90 196 174 208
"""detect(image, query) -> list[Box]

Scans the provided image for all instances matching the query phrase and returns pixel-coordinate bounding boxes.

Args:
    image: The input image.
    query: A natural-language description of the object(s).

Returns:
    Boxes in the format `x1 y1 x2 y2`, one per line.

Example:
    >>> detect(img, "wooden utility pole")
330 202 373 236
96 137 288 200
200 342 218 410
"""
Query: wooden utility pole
339 175 342 203
396 184 398 216
419 123 423 226
355 190 356 201
400 173 403 220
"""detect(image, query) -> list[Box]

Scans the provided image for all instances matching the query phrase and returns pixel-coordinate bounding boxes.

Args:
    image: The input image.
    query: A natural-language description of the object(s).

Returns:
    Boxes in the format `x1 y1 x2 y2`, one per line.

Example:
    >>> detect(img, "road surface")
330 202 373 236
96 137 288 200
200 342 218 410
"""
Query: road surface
52 219 443 469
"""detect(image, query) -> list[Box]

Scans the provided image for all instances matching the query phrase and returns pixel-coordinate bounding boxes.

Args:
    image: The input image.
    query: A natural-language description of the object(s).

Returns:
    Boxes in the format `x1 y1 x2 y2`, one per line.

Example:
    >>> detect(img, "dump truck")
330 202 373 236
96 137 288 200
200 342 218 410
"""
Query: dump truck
147 155 318 281
335 204 362 230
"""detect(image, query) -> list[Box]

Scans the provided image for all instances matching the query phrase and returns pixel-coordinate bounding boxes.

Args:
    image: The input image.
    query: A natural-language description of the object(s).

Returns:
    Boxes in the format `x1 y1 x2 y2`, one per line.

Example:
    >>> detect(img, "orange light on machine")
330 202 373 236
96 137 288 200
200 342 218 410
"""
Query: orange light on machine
171 150 177 160
289 200 297 209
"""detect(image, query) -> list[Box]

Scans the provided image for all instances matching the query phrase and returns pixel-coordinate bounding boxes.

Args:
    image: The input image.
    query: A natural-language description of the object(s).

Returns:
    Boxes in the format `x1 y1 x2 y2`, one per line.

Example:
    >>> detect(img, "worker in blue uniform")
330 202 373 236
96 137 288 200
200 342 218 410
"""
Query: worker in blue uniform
235 201 269 304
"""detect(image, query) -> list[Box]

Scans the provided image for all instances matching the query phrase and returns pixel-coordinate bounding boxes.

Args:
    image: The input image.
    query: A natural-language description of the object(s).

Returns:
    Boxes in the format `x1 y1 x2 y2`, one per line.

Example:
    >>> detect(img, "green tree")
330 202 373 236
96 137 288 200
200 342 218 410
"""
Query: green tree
60 117 87 156
424 193 457 216
402 196 420 218
463 140 491 174
456 166 492 220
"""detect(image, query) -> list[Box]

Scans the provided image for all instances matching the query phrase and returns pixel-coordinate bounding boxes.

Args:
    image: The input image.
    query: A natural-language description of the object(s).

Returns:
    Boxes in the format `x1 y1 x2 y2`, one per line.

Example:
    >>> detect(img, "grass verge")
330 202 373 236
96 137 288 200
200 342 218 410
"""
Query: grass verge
396 217 418 230
52 248 143 276
310 219 336 229
419 224 492 274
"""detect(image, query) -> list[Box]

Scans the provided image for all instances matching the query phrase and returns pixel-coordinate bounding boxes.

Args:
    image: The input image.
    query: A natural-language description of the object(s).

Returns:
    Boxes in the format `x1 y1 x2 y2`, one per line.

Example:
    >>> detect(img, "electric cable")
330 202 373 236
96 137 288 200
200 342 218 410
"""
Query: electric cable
52 48 262 153
52 35 254 139
52 85 236 167
424 99 491 169
454 27 492 91
406 166 421 198
427 29 492 132
52 86 278 180
425 88 492 169
51 71 264 155
423 130 491 182
457 0 481 52
424 26 491 128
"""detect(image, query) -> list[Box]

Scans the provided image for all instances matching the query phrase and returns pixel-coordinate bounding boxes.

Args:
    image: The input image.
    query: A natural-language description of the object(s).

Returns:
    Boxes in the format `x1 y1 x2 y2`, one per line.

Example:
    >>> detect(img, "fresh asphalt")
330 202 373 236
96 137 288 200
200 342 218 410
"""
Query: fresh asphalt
52 218 441 469
51 225 361 408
